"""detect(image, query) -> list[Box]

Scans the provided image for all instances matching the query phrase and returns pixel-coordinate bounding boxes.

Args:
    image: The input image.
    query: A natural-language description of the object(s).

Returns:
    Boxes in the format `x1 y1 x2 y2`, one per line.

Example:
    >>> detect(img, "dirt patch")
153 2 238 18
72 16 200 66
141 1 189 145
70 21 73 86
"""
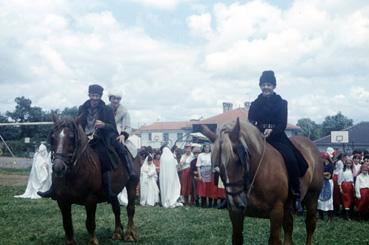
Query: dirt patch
0 174 27 186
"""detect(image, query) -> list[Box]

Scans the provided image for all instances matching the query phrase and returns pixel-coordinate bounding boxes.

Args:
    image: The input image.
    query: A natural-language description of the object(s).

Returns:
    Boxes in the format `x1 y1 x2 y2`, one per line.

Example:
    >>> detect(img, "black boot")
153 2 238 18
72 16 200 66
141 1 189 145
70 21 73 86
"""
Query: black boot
103 171 116 203
319 210 324 220
37 184 56 200
344 209 351 221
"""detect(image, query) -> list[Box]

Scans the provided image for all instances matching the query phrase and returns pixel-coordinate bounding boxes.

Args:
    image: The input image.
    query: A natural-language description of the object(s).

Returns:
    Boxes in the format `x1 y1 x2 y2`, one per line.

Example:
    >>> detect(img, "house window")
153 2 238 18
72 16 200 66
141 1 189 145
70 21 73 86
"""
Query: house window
177 132 183 141
163 132 169 142
148 133 152 141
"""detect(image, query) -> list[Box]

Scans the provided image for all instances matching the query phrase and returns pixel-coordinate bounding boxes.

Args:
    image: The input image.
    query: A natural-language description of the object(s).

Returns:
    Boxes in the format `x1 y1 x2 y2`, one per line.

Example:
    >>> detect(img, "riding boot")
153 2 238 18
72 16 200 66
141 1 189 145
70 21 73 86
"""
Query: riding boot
37 183 56 200
102 171 116 203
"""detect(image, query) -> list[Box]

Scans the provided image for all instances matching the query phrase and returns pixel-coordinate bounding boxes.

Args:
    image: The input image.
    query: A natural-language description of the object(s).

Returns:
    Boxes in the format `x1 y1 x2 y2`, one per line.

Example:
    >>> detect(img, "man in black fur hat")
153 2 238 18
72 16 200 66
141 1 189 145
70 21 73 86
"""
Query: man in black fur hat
248 70 308 212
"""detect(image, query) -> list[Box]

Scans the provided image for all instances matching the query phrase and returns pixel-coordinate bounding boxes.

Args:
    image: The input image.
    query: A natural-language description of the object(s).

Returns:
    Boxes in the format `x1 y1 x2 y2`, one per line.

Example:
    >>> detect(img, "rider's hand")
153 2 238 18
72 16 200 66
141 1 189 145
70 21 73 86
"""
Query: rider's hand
264 129 273 137
116 134 125 144
95 120 105 129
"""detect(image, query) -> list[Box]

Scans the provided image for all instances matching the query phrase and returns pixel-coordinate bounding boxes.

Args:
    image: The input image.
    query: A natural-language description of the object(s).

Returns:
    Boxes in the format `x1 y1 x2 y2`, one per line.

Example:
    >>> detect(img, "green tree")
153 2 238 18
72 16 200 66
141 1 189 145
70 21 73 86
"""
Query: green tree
321 112 353 137
297 118 321 140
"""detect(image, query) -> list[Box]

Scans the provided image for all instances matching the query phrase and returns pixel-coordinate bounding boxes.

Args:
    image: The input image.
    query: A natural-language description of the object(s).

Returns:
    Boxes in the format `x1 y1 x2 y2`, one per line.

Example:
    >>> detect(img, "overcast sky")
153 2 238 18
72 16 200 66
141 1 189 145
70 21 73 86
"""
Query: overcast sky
1 0 369 128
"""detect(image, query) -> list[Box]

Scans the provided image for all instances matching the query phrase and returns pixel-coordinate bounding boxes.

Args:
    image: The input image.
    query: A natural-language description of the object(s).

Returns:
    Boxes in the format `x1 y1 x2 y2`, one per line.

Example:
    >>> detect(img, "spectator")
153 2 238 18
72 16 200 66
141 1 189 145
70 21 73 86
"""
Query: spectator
15 144 52 199
179 143 194 206
332 152 344 215
140 155 160 206
318 152 334 222
338 158 354 220
190 147 201 206
355 155 369 219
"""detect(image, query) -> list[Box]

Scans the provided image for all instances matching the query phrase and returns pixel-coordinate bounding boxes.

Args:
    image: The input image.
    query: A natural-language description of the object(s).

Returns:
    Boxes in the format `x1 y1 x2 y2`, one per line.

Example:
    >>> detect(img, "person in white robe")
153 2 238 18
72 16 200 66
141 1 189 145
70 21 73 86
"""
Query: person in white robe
140 155 159 206
15 144 52 199
159 146 182 208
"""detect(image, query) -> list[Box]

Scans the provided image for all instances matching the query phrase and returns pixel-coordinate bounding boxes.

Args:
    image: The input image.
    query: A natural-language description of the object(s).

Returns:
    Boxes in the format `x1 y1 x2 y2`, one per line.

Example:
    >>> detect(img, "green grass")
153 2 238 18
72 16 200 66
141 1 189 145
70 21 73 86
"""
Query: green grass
1 185 369 244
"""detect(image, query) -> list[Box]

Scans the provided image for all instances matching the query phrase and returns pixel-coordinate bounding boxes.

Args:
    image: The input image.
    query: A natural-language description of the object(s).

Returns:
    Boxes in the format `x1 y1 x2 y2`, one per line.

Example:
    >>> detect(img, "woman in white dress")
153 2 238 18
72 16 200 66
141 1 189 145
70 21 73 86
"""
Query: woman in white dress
15 144 52 199
140 155 160 206
159 146 182 208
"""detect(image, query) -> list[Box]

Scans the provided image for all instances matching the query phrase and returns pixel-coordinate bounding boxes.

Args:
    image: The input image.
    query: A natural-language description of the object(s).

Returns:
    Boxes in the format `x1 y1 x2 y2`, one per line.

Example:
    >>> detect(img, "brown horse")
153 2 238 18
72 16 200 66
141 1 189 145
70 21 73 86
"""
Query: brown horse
49 117 142 245
202 119 323 245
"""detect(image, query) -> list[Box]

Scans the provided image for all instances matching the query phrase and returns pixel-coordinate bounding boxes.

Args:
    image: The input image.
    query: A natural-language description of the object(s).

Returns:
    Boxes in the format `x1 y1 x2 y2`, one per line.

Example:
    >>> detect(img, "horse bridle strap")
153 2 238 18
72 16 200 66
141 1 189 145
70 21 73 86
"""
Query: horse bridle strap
246 135 266 198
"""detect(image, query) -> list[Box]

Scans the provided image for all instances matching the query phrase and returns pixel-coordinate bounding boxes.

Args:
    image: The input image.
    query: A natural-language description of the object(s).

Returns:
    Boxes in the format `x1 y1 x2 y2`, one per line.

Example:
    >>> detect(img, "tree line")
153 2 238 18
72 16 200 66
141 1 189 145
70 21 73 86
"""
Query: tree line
0 96 354 157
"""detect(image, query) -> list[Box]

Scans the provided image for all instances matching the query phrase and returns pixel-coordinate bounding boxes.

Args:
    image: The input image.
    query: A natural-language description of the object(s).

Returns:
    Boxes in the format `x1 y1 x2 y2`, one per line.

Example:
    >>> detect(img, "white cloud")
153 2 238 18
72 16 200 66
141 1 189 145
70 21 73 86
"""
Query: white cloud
128 0 196 10
1 0 369 131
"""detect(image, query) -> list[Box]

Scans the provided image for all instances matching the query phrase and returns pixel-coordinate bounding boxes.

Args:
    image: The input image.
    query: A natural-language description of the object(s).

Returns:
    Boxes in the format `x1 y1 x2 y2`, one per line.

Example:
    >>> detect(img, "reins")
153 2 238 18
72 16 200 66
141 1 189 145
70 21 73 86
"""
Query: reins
246 135 266 198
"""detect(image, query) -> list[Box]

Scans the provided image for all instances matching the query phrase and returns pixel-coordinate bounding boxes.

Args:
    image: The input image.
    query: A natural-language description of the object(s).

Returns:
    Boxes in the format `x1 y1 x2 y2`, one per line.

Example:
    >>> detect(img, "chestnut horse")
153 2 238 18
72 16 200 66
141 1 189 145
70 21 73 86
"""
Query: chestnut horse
49 117 142 245
202 119 323 245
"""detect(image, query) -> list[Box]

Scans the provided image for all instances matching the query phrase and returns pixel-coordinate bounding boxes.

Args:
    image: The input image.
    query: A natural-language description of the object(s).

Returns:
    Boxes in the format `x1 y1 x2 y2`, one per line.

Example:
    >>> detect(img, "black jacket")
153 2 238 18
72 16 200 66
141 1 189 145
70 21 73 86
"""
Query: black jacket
248 93 308 177
78 100 119 168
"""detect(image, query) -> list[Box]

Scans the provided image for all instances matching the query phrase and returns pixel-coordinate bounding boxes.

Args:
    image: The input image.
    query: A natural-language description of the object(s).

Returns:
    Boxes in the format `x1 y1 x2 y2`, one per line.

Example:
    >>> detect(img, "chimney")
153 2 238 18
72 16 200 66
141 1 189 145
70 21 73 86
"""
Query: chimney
222 102 233 113
244 101 251 110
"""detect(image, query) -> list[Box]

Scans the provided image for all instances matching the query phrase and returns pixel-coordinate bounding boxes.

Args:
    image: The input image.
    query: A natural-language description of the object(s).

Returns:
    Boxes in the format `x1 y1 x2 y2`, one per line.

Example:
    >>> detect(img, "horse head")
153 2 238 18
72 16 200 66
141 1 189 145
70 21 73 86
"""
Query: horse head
49 116 85 177
203 118 251 211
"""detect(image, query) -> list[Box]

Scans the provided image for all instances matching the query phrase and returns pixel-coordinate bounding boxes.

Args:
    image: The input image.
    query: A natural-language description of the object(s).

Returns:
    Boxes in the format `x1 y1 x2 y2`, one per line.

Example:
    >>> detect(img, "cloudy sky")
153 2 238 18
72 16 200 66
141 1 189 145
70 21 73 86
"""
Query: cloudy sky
1 0 369 128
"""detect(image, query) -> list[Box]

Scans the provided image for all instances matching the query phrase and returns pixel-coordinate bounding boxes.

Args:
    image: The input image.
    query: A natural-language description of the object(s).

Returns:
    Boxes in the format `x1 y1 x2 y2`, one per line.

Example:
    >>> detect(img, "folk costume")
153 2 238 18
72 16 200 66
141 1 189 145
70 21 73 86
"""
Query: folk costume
355 163 369 215
338 163 354 219
15 144 52 199
140 156 160 206
179 146 194 205
317 152 334 221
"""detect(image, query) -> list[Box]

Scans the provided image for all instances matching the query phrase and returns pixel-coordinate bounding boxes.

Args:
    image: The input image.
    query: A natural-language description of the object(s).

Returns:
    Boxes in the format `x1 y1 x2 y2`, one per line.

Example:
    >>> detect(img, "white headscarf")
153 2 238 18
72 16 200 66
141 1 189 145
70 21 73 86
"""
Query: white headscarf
159 147 181 208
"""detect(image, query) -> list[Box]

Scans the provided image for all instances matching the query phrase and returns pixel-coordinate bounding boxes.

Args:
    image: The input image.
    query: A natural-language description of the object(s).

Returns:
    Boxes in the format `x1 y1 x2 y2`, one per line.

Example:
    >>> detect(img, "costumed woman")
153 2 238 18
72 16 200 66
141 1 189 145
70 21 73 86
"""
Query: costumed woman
15 144 52 199
317 152 334 222
140 155 160 206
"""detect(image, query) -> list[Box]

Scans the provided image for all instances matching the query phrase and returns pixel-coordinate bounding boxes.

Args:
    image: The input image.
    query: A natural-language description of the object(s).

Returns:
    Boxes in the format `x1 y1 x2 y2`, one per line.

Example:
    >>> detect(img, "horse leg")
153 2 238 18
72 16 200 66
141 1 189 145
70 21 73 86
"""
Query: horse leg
304 192 319 245
269 201 284 245
57 201 76 245
229 210 245 245
282 200 294 245
124 181 138 242
110 196 123 240
85 203 99 245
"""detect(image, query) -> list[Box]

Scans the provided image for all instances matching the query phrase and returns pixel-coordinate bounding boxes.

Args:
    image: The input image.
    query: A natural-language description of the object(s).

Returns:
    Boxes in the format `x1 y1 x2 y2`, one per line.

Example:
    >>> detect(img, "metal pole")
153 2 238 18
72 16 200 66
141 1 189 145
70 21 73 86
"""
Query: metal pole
0 133 17 164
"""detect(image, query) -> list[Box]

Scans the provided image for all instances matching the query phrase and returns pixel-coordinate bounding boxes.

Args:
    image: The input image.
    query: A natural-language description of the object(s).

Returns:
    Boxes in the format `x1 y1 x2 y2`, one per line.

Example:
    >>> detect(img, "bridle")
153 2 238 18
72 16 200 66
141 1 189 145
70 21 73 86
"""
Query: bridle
220 135 267 208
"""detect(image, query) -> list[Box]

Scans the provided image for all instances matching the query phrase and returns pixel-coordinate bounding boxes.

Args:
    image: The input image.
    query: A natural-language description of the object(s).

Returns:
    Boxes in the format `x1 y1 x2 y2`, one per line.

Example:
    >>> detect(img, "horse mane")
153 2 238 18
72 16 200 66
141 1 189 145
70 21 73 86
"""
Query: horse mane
212 120 264 166
52 117 98 170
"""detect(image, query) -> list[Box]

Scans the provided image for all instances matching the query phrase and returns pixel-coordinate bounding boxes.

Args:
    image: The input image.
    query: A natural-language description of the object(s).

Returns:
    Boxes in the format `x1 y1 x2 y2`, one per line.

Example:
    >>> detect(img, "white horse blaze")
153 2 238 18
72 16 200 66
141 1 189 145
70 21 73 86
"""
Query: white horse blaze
56 129 65 153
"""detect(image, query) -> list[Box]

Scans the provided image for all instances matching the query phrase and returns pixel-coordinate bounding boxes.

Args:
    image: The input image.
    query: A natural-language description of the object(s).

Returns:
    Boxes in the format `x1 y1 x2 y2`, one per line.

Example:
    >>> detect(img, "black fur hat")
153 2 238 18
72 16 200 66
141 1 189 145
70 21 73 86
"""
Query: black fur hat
259 70 276 86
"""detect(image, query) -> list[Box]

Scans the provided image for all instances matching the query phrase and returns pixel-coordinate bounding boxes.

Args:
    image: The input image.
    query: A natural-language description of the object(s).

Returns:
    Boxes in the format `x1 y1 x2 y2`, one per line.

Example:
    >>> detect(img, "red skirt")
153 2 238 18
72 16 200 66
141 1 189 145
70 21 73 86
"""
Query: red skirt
356 188 369 214
333 174 341 206
341 182 354 209
180 168 193 196
197 178 217 198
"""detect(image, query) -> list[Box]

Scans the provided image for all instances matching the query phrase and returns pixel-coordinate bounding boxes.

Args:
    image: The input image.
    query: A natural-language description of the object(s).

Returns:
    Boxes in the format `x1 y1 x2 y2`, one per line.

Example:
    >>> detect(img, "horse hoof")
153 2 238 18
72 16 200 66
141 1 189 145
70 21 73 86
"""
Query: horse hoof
124 231 138 242
65 239 77 245
112 232 123 241
88 238 99 245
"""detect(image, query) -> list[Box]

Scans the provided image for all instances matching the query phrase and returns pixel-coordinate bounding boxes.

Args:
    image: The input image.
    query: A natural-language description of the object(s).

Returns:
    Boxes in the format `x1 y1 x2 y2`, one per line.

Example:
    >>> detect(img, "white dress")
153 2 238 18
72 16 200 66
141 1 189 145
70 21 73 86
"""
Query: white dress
159 147 182 208
15 144 52 199
140 157 160 206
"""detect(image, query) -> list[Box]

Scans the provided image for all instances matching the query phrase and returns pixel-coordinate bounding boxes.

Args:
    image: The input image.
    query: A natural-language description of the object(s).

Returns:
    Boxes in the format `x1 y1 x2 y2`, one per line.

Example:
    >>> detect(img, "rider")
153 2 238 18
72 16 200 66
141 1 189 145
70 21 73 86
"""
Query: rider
248 70 308 212
38 84 133 202
107 90 135 179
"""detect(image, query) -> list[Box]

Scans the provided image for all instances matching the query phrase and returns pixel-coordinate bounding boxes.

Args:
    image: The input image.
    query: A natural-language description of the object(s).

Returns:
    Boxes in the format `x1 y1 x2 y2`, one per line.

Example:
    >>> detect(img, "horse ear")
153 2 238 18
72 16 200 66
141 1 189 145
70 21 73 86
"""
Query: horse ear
229 118 241 142
52 113 58 123
200 124 217 143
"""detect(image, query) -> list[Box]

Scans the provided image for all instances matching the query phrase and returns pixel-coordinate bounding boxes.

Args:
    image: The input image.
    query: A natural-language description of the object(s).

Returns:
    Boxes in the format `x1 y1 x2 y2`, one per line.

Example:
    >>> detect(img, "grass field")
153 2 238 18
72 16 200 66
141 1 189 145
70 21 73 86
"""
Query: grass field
1 180 369 244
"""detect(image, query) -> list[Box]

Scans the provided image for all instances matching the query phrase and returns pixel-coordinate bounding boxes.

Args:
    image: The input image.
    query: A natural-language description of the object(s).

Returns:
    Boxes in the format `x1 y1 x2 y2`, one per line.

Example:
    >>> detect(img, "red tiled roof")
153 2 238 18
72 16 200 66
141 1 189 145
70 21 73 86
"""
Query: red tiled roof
139 107 299 132
139 121 192 131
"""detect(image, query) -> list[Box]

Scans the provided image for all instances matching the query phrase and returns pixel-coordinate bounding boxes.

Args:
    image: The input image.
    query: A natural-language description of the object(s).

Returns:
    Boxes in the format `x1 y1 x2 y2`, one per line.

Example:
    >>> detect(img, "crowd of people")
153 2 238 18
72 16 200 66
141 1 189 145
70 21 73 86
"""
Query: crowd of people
138 142 226 209
318 147 369 221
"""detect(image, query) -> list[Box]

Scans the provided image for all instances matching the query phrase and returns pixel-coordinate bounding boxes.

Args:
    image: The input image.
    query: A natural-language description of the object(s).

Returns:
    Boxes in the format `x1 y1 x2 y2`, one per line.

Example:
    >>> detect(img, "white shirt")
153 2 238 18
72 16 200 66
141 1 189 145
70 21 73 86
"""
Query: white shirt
355 173 369 199
333 160 344 175
196 152 212 167
179 153 194 170
338 169 354 185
